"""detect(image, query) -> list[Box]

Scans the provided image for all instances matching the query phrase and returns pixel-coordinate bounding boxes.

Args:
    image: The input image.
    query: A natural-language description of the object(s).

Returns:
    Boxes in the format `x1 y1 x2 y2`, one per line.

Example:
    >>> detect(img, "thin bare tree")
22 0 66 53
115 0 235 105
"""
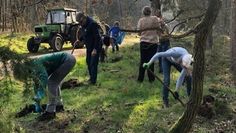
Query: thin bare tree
230 0 236 84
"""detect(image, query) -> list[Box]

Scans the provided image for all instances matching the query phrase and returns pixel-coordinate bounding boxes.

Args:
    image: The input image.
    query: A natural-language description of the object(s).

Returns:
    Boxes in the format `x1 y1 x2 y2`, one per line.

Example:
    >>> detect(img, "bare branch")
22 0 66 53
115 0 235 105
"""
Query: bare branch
169 13 205 34
170 29 196 39
165 10 184 24
18 0 45 9
120 27 163 33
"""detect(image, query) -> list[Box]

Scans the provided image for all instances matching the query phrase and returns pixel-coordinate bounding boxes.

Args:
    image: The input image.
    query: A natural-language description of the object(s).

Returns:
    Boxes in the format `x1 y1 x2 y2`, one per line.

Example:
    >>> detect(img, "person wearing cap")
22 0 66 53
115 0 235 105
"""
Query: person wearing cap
76 12 102 84
137 6 161 83
143 47 193 107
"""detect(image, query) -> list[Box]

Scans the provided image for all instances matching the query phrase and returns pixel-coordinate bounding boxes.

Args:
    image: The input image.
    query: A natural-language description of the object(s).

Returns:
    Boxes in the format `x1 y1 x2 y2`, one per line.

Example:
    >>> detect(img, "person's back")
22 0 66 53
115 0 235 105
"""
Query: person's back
137 15 160 44
165 47 189 58
109 26 120 38
136 6 161 83
35 52 68 75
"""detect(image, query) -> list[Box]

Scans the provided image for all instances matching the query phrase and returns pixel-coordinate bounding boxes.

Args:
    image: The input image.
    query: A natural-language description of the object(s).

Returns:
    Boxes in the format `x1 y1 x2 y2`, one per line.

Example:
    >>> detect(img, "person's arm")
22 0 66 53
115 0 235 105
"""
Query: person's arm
156 17 162 36
148 50 174 65
109 27 114 38
33 66 48 112
137 19 142 36
118 27 121 36
91 23 102 52
163 23 169 34
79 28 84 42
175 68 187 92
33 68 47 100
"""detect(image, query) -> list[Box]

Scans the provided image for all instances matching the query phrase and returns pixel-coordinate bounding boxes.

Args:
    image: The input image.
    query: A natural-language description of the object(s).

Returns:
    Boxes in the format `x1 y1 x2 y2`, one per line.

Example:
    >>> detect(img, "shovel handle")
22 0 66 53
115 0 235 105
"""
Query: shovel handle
147 69 185 107
71 40 79 54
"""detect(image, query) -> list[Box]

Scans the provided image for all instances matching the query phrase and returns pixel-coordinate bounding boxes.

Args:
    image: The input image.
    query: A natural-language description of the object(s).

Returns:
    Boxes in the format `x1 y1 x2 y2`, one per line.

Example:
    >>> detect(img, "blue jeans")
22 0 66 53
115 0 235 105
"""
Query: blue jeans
86 50 100 83
158 40 170 73
162 57 192 102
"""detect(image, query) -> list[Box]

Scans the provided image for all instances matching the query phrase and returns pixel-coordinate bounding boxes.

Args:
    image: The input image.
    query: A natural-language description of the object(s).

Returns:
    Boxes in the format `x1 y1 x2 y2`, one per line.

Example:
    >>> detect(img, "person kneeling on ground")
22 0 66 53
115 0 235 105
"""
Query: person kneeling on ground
143 47 193 108
14 52 76 121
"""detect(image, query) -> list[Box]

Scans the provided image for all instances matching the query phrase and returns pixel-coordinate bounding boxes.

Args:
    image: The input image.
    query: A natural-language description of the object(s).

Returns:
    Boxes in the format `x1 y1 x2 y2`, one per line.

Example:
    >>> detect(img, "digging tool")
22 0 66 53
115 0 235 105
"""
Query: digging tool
147 69 185 107
71 40 79 54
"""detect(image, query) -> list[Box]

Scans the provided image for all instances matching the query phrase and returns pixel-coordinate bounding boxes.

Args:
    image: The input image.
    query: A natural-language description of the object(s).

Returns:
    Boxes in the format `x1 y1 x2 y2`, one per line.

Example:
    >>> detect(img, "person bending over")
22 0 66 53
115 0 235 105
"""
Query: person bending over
143 47 193 107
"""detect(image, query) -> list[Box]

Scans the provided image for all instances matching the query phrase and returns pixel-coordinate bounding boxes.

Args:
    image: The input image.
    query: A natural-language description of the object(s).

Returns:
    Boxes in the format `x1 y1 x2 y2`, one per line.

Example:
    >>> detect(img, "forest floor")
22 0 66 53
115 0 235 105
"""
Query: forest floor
0 33 236 133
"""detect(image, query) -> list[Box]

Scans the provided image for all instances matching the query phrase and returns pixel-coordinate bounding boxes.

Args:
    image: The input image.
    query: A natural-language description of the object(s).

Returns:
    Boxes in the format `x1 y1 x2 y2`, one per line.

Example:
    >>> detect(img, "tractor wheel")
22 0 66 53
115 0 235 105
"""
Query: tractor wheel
50 34 64 52
27 37 40 53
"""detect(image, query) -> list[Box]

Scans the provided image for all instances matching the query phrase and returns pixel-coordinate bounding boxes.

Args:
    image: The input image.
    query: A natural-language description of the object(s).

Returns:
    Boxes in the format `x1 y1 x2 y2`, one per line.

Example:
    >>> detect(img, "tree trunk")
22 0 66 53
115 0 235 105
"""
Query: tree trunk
231 0 236 84
117 0 123 25
2 0 6 31
169 0 222 132
150 0 161 17
206 27 213 49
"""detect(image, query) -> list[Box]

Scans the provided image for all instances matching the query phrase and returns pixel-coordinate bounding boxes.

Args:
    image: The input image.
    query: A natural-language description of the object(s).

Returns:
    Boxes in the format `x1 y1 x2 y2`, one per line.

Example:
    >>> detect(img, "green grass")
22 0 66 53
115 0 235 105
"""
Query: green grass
0 33 73 54
0 34 235 133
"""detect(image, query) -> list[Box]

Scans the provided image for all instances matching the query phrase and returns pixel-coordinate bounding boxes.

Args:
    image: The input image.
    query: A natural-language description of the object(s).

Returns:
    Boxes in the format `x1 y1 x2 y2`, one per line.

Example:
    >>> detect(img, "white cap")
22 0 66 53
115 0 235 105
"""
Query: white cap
182 54 193 68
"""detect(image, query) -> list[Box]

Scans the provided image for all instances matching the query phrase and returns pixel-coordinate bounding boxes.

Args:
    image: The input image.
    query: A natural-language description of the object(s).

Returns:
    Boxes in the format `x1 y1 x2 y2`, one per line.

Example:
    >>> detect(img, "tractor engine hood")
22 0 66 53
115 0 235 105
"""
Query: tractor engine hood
34 24 61 38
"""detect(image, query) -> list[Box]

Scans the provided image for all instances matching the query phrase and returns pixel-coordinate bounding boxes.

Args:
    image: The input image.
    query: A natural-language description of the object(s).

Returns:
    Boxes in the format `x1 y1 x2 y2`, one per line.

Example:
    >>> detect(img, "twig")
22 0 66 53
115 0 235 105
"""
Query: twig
165 10 184 24
169 13 205 34
125 101 144 107
120 27 163 33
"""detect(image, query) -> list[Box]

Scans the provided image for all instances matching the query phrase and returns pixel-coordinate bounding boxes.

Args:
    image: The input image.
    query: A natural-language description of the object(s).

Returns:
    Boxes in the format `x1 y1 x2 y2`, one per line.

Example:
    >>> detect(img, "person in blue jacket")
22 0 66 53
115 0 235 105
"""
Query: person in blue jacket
76 12 103 84
143 47 193 108
109 21 125 52
14 52 76 121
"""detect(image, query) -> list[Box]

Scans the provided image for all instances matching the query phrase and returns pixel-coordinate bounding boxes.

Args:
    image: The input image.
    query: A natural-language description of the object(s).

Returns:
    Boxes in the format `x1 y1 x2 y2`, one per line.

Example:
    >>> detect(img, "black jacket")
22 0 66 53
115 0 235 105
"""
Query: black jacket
80 17 102 52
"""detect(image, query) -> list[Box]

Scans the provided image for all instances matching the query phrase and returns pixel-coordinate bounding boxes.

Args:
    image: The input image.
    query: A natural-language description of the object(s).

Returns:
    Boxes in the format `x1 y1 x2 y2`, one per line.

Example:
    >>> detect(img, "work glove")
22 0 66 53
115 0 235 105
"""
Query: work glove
32 89 45 113
143 63 150 69
173 91 179 100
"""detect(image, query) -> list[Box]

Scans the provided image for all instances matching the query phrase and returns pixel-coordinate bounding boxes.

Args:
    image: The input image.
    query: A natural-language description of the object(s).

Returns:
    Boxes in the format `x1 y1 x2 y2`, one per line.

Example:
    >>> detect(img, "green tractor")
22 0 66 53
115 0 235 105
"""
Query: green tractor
27 8 83 53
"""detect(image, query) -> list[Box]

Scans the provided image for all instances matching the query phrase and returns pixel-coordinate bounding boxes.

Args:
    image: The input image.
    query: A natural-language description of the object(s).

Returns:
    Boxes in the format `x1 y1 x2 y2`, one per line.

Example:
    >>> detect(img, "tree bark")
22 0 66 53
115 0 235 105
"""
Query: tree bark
206 27 213 49
169 0 222 132
2 0 6 31
150 0 161 17
231 0 236 84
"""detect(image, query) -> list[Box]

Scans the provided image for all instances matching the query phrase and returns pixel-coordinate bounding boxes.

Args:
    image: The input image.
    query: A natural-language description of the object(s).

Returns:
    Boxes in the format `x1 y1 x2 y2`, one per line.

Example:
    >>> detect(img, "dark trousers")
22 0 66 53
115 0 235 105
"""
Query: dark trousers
86 50 100 83
158 40 170 73
112 39 119 52
138 42 158 82
162 57 192 102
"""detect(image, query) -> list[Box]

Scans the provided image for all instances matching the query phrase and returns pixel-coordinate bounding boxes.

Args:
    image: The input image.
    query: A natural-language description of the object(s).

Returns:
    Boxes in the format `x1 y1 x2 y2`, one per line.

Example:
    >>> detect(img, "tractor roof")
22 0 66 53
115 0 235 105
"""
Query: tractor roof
47 8 77 12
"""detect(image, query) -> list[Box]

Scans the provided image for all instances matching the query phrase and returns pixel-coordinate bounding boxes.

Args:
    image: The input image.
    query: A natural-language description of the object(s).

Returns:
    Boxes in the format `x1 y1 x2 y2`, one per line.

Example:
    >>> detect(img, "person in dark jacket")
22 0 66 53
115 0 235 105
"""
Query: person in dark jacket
76 12 102 84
